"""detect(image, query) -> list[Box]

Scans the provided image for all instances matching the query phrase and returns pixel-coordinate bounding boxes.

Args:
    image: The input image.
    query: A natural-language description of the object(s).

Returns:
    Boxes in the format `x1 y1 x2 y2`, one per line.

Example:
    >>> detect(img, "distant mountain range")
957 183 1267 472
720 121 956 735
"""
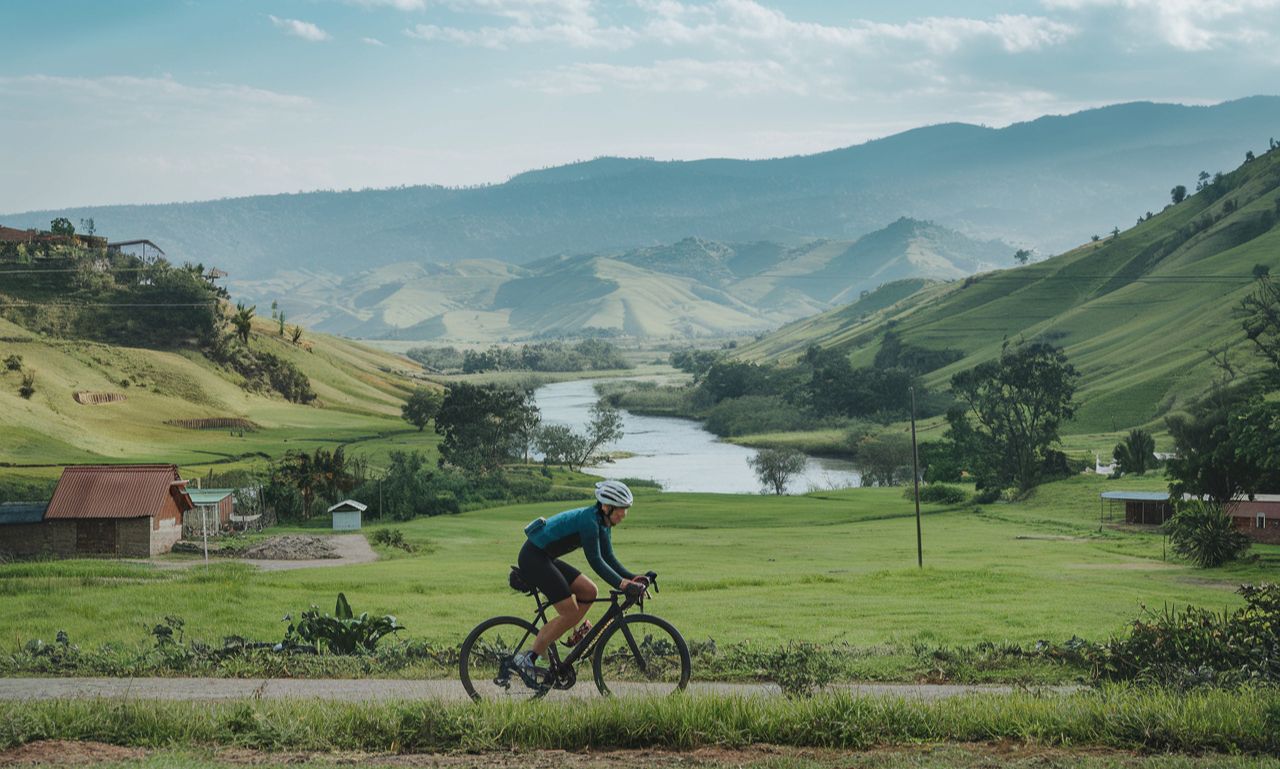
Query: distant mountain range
3 97 1278 292
240 218 1009 341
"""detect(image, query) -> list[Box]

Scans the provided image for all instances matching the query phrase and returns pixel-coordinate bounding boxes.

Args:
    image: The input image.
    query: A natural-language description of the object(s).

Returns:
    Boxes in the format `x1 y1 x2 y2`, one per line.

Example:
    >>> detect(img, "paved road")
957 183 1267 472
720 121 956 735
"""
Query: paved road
0 678 1075 702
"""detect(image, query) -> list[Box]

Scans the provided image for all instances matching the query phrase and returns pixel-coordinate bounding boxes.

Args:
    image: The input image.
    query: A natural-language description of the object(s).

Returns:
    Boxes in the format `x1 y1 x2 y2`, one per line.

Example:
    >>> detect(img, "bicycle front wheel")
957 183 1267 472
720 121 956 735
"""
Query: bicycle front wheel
591 614 691 697
459 615 544 701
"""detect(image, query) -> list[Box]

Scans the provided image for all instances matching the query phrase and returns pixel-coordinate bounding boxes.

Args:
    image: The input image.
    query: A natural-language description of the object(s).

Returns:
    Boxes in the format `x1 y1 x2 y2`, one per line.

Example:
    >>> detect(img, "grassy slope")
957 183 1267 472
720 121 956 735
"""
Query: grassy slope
0 314 439 475
3 475 1274 652
734 148 1280 447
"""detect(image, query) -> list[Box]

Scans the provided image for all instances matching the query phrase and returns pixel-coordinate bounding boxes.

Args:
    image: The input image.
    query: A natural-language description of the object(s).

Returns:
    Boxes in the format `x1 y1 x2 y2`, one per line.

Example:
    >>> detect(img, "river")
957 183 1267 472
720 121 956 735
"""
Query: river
533 379 861 494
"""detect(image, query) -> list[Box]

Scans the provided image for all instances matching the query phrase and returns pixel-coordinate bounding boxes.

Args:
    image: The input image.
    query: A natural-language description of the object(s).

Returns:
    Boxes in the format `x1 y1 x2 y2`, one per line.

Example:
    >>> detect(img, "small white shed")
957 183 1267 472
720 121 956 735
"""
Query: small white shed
328 499 367 531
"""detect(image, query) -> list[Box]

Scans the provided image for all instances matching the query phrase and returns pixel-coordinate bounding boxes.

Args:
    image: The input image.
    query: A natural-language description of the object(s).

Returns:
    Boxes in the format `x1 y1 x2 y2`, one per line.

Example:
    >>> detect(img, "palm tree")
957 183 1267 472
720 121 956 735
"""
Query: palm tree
1112 429 1156 476
231 302 255 345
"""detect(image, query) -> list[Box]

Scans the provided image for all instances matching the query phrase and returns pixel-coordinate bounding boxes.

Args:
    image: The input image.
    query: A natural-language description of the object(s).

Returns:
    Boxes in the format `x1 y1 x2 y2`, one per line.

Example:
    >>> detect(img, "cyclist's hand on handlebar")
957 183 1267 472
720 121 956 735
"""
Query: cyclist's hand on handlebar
621 578 646 598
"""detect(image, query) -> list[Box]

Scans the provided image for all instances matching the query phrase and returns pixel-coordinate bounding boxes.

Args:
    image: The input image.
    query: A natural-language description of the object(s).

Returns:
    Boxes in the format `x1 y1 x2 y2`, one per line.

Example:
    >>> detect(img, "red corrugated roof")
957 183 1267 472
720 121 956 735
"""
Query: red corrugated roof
45 465 194 520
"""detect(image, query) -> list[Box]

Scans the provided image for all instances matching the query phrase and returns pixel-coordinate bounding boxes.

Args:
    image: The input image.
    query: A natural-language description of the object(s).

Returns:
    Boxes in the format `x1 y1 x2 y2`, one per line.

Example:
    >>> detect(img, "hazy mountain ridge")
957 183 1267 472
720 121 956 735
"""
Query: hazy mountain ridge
4 99 1278 284
232 219 1011 341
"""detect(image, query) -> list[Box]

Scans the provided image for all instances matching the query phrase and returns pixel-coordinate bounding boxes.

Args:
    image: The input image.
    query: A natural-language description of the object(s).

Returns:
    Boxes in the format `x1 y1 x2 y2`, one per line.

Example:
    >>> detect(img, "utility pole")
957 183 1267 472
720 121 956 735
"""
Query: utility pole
910 386 923 568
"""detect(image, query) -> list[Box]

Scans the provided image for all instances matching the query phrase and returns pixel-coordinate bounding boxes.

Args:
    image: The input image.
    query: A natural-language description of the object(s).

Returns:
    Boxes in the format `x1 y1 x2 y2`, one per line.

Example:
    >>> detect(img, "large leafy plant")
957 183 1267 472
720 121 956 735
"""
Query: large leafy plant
283 593 403 654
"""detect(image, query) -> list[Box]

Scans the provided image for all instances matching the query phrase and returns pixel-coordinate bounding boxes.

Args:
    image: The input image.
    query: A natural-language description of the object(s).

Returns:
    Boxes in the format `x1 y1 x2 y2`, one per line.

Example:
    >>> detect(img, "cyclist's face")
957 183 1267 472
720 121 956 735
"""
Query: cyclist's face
605 505 628 526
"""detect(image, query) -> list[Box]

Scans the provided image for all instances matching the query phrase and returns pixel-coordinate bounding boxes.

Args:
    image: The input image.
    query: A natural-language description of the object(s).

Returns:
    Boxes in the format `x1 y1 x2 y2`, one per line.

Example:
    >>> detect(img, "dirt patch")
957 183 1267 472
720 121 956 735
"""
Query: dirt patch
241 535 338 560
0 741 144 766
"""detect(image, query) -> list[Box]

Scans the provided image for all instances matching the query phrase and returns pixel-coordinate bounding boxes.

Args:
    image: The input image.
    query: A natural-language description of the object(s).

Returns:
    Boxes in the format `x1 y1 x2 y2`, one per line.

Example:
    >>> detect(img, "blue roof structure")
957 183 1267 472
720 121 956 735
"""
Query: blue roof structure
0 502 47 525
1100 491 1170 502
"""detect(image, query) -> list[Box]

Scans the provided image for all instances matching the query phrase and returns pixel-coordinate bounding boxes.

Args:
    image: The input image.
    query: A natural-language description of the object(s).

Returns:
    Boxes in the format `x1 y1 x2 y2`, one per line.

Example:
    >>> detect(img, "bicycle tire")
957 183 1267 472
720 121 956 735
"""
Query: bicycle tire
591 613 691 697
459 615 547 701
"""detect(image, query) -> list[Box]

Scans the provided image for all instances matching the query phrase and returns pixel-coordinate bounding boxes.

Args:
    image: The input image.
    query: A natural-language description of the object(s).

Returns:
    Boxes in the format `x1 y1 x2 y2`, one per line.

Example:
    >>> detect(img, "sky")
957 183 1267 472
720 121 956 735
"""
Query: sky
1 0 1278 212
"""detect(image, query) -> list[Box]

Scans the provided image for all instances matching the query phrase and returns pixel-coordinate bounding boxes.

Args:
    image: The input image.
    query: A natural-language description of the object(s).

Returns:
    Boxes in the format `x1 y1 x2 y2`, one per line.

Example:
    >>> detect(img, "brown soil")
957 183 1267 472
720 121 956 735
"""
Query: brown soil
0 742 1236 769
0 741 144 766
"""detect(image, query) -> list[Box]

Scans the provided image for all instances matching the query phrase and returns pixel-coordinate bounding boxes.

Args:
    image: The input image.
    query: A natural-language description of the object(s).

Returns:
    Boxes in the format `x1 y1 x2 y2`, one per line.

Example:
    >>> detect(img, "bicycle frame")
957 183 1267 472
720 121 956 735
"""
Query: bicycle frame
523 586 645 671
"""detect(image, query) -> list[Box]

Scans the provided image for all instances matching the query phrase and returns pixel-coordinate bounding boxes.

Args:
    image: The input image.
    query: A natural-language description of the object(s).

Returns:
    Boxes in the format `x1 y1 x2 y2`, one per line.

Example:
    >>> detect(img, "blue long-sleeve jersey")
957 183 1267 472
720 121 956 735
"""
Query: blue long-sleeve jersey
525 504 634 588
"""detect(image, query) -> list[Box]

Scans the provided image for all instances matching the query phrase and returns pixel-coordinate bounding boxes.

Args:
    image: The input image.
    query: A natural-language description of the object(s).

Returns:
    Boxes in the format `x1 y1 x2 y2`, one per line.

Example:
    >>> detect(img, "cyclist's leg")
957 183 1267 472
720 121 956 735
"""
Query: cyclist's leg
518 543 577 655
533 562 593 654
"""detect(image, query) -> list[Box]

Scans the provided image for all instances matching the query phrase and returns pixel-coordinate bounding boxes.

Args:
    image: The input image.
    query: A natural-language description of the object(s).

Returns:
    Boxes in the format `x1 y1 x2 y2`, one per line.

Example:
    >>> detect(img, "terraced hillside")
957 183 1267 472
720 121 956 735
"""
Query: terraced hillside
736 146 1280 437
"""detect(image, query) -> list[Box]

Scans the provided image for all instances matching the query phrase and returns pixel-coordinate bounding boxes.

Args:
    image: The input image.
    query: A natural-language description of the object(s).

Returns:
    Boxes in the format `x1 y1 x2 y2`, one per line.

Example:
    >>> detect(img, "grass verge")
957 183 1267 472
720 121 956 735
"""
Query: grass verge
1 687 1277 755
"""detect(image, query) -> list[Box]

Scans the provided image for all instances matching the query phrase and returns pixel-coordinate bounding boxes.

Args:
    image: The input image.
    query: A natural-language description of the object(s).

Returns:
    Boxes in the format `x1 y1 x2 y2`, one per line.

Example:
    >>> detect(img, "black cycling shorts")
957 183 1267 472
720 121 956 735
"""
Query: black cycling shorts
518 539 582 604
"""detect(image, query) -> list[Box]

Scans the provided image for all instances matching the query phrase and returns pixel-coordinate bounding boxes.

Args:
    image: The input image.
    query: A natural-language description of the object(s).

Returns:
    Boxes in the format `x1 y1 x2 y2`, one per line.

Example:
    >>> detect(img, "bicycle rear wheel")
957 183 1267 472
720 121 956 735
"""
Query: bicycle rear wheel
591 614 690 697
459 616 547 701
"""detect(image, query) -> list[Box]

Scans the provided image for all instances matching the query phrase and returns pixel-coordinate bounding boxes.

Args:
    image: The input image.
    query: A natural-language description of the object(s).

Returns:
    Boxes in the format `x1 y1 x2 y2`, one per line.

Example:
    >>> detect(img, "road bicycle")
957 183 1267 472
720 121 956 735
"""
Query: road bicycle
459 569 691 700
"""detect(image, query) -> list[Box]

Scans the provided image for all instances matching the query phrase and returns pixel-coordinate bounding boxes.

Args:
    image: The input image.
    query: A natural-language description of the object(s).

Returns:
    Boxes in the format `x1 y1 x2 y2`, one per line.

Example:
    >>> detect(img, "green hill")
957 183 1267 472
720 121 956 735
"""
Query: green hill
736 145 1280 439
0 312 435 475
0 251 433 476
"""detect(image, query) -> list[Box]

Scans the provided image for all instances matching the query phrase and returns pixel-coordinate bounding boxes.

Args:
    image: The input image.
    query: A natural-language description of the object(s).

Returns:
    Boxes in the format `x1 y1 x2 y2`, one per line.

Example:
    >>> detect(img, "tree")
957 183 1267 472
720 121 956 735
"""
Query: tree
1166 499 1251 568
854 432 915 487
434 383 528 471
1254 264 1271 280
1240 274 1280 377
231 302 255 345
49 217 74 236
947 340 1079 492
512 389 542 463
1196 171 1211 192
1171 185 1188 204
748 447 806 495
1112 429 1156 476
290 325 303 345
401 387 444 432
535 424 588 467
79 217 95 237
1013 248 1032 265
278 311 287 336
533 400 622 471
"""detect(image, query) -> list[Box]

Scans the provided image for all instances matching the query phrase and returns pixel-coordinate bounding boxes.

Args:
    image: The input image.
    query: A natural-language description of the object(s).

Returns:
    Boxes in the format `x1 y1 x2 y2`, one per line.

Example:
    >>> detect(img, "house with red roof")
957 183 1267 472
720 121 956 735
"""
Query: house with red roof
0 465 194 558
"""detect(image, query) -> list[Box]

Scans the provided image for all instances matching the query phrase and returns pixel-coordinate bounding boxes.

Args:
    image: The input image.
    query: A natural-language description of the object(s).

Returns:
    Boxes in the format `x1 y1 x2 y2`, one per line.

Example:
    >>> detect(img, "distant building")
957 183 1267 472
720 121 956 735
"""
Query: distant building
1227 496 1280 545
40 464 194 557
1099 491 1173 525
184 488 236 539
328 499 366 531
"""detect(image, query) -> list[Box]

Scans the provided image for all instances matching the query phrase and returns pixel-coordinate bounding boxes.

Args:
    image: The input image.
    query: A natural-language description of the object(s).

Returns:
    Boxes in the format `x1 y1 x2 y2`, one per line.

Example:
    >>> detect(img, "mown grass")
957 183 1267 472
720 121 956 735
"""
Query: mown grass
2 687 1278 754
3 474 1275 676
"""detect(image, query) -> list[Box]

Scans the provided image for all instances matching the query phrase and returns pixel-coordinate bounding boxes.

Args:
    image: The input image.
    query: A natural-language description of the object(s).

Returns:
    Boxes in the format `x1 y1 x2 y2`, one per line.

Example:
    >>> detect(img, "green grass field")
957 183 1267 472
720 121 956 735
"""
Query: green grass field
0 314 442 478
3 474 1273 660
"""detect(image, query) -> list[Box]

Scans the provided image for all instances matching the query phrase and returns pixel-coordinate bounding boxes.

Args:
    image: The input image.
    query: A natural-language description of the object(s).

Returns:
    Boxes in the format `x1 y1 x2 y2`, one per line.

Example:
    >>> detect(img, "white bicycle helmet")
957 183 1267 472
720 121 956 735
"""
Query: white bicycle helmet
595 480 634 508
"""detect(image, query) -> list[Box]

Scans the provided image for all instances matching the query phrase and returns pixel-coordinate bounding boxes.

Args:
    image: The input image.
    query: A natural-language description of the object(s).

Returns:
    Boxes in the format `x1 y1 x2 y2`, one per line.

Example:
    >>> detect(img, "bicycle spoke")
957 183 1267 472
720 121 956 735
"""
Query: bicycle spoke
593 615 690 696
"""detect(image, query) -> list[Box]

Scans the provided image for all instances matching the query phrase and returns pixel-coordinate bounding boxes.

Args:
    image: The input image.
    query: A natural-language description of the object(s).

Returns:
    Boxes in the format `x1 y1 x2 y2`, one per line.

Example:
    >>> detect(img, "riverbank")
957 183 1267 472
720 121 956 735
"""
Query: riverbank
535 378 861 492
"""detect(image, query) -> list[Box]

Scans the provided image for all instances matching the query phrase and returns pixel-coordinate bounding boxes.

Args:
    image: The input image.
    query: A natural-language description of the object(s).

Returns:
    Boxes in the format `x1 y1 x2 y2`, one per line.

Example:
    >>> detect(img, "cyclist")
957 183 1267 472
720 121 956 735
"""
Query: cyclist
512 479 647 681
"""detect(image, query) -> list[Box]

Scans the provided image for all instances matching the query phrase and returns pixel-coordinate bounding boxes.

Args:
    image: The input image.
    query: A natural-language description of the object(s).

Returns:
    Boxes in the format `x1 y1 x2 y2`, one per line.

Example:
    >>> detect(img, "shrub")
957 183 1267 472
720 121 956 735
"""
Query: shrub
18 369 35 398
903 483 968 504
704 395 823 437
1083 583 1280 687
282 593 403 654
1166 499 1251 568
3 354 21 371
369 528 414 552
767 642 840 698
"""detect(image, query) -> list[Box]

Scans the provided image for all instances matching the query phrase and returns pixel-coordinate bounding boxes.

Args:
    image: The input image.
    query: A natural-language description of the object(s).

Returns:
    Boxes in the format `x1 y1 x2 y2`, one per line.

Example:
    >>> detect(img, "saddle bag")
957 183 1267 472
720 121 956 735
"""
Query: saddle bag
508 565 535 595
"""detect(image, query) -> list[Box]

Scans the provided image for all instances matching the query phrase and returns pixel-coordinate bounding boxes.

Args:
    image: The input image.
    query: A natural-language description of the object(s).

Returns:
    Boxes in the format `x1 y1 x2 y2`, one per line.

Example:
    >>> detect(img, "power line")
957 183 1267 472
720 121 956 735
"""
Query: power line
0 301 219 308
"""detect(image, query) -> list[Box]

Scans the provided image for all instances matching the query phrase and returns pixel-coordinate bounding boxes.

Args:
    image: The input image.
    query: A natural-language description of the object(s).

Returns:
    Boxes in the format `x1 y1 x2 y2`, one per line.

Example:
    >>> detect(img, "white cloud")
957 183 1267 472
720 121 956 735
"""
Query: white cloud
362 37 388 46
269 15 332 42
520 57 802 95
1042 0 1280 50
0 74 313 111
348 0 426 9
